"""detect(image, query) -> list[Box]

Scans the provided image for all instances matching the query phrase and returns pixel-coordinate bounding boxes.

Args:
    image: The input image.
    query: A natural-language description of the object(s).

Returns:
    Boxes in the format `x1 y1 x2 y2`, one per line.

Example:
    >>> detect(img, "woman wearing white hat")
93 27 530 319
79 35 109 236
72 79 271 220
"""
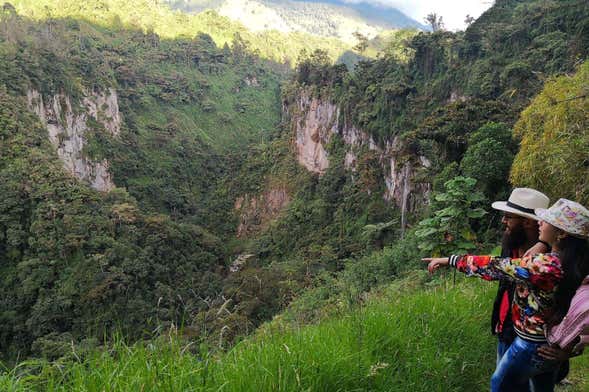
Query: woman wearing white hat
423 198 589 392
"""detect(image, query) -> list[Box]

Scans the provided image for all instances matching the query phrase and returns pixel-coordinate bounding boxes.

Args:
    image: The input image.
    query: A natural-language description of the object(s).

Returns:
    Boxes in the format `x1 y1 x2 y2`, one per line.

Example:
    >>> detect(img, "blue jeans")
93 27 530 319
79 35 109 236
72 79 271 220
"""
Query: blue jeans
496 339 530 392
492 337 559 392
496 339 511 366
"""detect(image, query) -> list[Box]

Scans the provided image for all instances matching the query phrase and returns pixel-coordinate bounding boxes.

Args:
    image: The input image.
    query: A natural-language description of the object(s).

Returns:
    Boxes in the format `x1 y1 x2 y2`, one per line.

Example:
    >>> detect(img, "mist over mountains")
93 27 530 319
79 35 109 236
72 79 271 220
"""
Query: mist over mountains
166 0 426 42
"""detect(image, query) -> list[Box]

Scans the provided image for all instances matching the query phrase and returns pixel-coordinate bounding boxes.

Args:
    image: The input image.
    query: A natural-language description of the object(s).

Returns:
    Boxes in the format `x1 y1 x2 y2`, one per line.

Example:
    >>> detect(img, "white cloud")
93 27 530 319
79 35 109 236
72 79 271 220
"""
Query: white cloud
392 0 493 31
339 0 493 31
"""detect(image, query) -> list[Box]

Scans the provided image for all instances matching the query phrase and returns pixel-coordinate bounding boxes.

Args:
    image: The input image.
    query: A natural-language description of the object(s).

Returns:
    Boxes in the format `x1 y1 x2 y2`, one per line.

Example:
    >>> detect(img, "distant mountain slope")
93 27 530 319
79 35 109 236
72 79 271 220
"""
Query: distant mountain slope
297 0 426 30
166 0 425 42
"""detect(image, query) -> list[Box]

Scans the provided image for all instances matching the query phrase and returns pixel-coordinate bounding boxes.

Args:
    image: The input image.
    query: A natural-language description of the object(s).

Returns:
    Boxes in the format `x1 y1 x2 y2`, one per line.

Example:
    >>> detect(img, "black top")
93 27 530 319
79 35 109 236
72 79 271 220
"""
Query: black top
490 246 516 342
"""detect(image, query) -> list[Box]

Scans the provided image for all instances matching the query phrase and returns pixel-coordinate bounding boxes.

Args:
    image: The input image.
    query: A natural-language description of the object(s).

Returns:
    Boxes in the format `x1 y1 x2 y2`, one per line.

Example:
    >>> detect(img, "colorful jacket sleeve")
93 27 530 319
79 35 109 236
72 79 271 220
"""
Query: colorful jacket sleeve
448 253 563 291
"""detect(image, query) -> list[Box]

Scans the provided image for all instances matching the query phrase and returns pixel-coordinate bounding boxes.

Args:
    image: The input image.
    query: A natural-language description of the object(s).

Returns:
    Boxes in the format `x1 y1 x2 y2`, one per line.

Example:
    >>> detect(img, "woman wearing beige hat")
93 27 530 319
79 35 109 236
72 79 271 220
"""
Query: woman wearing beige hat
423 199 589 392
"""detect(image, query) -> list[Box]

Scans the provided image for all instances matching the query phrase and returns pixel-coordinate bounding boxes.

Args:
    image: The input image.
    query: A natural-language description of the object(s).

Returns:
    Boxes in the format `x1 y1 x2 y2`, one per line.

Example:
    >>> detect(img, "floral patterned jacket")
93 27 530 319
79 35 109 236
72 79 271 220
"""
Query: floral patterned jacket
449 253 563 342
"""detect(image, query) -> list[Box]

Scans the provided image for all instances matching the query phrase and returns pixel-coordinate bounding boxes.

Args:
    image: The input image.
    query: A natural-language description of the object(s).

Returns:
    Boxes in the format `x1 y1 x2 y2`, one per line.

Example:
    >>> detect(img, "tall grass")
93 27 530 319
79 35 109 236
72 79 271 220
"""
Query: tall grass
2 277 587 391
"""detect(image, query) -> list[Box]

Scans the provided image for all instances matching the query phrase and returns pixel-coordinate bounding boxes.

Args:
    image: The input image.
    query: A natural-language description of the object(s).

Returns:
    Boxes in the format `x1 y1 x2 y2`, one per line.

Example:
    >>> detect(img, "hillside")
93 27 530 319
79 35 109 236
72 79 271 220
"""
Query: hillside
0 0 588 389
166 0 425 42
2 275 588 390
10 0 385 64
0 0 286 360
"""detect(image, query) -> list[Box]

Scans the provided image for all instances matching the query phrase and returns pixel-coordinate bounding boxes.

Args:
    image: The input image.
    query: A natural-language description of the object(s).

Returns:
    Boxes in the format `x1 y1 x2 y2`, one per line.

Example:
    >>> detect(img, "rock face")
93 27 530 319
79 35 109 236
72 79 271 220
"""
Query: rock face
235 186 291 238
292 93 335 174
287 89 431 224
26 88 121 192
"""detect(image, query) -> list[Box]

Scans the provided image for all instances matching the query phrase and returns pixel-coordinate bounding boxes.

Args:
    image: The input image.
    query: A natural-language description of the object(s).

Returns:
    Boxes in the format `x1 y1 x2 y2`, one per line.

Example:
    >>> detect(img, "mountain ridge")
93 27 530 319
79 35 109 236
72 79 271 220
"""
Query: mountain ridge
166 0 425 42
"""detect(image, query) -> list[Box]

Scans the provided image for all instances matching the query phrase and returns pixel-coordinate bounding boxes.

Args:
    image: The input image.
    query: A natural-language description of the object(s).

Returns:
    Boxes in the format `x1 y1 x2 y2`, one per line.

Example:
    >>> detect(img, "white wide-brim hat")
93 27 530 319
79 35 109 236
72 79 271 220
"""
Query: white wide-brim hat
535 198 589 239
491 188 550 220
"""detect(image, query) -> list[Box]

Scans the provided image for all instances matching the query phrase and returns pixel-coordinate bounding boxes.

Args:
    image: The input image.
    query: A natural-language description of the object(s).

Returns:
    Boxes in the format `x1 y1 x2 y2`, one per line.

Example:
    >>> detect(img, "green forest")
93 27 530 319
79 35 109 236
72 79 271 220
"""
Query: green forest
0 0 588 390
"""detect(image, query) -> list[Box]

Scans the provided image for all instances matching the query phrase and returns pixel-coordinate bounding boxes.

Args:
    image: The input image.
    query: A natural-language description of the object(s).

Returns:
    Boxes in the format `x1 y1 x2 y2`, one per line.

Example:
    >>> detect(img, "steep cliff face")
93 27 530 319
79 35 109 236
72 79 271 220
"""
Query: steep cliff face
287 89 431 220
292 93 334 174
26 88 121 192
234 186 291 238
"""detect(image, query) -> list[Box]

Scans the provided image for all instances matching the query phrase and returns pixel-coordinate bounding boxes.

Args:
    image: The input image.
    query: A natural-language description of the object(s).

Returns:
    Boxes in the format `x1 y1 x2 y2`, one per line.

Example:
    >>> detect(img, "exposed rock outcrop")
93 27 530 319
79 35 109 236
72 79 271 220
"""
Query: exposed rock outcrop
229 253 254 273
287 89 431 223
235 186 291 238
26 88 121 192
292 93 335 174
449 90 467 103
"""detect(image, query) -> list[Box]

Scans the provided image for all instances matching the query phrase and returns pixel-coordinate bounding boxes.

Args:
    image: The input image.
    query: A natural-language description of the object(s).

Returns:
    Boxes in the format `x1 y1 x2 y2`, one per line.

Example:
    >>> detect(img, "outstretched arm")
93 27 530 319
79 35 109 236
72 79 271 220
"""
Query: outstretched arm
422 253 563 289
422 257 449 274
454 254 562 289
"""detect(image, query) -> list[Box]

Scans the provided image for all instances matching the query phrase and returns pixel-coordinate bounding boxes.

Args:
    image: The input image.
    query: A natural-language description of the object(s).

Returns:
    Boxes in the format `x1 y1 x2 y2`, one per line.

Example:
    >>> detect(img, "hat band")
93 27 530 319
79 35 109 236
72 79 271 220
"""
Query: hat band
506 201 535 215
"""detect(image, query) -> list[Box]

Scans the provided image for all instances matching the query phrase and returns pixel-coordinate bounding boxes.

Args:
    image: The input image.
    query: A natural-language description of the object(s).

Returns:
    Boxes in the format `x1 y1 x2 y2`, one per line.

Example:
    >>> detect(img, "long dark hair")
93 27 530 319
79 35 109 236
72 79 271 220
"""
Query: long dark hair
549 235 589 326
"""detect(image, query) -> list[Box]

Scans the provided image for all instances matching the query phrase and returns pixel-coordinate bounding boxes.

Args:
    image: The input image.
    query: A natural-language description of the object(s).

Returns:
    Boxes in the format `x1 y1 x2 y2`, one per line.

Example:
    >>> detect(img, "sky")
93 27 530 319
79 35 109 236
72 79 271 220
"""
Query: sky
392 0 494 30
344 0 494 31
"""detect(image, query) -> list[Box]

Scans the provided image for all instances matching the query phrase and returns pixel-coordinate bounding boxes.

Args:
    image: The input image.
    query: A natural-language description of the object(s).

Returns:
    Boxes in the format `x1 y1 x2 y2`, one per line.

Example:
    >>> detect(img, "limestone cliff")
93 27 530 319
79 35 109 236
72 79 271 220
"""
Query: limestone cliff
291 92 334 174
26 88 121 192
286 89 431 226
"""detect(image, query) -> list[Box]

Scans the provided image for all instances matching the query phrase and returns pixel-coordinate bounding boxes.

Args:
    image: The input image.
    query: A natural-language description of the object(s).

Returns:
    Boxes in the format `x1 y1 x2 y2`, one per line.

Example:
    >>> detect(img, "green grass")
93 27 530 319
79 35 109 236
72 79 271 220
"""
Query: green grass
132 67 281 153
2 275 587 391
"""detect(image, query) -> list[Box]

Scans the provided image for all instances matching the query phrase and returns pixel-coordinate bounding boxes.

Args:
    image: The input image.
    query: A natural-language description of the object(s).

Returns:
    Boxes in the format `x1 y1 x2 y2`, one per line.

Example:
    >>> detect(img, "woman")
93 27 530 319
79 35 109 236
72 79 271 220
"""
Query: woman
538 276 589 361
423 199 589 392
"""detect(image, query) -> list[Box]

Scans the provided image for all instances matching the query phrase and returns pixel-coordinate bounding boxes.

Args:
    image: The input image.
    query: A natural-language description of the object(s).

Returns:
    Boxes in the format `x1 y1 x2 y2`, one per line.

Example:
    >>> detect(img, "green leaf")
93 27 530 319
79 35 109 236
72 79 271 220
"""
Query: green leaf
456 241 476 249
415 227 439 237
466 209 487 218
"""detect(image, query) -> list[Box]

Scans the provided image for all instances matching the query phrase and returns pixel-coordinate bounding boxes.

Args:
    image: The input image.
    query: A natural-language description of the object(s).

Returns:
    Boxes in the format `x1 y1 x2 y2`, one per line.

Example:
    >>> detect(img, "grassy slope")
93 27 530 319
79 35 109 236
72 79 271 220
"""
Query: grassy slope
2 274 586 391
11 0 354 64
130 68 282 152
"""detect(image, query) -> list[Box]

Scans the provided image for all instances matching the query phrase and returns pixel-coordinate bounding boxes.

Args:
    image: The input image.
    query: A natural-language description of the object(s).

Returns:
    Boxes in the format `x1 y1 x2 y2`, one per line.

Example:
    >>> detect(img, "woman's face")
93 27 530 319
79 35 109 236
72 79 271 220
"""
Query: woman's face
538 220 562 245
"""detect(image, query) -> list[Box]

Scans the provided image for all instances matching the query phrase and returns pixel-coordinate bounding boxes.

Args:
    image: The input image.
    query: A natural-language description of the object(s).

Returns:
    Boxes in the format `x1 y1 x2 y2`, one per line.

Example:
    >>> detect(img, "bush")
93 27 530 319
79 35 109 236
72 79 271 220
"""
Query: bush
510 61 589 205
415 177 486 256
460 122 515 200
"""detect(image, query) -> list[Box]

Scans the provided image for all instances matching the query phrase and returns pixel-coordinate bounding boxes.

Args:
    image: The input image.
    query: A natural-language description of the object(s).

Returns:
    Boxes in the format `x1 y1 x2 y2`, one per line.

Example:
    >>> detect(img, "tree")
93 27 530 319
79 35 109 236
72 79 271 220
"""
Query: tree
464 14 475 27
511 61 589 205
352 31 369 54
231 32 248 63
424 12 444 32
295 49 335 86
460 122 515 200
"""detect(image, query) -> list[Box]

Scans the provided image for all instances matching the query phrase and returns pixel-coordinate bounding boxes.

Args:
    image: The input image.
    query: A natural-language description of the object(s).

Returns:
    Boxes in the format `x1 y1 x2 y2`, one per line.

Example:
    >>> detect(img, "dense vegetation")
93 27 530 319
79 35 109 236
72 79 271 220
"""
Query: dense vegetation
11 0 371 65
0 0 284 359
511 61 589 205
289 0 588 147
1 0 589 389
0 278 503 391
2 276 588 391
0 90 227 360
0 0 401 360
280 0 589 243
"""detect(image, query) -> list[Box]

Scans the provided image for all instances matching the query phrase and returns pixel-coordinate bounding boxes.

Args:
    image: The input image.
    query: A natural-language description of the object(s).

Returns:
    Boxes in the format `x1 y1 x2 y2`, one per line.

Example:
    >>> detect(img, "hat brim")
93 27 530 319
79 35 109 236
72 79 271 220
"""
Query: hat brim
491 201 540 220
535 208 589 239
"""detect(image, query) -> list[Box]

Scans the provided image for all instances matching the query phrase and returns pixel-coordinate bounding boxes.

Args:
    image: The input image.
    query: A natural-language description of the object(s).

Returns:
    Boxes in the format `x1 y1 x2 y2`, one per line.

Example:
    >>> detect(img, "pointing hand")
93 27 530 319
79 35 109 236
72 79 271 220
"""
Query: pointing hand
422 257 450 274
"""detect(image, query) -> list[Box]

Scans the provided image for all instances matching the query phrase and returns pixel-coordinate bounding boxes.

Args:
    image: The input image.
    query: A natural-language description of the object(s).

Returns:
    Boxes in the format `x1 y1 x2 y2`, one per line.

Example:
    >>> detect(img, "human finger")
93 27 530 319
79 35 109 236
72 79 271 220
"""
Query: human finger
537 346 558 360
